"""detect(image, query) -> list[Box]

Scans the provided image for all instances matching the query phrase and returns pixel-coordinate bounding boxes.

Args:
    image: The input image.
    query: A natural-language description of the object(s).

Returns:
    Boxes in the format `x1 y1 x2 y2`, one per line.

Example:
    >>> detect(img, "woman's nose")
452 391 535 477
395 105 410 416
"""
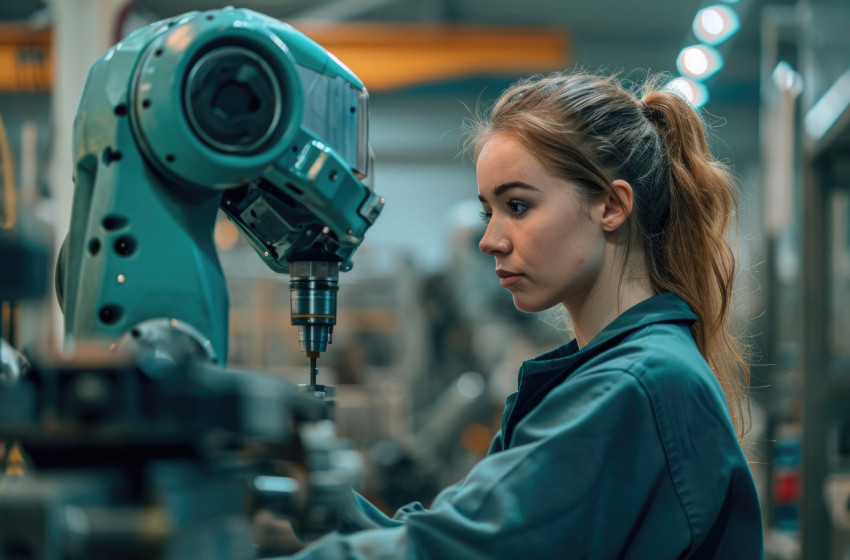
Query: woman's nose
479 223 511 255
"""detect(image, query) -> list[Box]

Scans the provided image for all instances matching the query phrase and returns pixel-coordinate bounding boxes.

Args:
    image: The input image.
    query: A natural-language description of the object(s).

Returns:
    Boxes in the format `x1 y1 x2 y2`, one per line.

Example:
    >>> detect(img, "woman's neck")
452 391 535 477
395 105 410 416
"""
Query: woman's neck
568 258 655 349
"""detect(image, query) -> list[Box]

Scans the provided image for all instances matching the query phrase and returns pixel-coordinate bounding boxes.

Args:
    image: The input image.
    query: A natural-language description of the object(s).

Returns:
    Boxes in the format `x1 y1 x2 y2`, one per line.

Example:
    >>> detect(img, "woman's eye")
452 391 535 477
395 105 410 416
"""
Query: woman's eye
479 210 492 223
507 200 529 216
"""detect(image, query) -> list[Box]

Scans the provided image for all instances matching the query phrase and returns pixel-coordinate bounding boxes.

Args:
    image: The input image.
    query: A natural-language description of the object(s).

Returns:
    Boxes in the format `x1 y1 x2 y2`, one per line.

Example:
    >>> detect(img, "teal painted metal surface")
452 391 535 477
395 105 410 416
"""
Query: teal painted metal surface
60 7 382 362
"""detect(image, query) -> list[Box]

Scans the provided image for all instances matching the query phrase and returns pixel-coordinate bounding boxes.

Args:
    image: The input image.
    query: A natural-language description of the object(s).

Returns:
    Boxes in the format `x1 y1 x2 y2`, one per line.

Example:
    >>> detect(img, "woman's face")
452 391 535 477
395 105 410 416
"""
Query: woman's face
477 132 608 313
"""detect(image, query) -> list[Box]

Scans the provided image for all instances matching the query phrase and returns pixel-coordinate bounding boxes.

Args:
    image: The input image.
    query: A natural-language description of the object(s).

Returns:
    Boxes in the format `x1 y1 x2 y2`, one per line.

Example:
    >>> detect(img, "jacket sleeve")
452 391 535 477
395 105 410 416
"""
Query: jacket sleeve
283 369 678 560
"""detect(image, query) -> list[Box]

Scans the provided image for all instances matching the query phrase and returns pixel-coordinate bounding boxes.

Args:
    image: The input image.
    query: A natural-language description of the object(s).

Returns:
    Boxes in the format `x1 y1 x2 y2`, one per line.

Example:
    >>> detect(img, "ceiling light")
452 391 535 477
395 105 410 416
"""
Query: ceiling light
665 77 709 108
676 45 723 81
693 5 740 45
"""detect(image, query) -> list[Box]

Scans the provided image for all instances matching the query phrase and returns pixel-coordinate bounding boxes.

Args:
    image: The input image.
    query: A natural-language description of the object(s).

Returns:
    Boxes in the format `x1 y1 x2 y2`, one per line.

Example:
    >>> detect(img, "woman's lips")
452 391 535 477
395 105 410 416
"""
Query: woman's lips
499 274 523 288
496 269 523 288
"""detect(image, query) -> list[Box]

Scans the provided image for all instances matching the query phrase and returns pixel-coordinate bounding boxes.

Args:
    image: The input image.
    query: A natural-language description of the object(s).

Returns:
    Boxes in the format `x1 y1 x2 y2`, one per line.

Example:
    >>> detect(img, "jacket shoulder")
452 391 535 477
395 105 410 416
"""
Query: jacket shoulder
582 321 717 393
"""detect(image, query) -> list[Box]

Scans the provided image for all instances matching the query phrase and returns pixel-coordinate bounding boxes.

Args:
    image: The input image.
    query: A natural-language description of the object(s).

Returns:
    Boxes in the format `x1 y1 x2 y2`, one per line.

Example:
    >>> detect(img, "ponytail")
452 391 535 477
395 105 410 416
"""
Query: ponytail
642 91 749 436
467 71 750 438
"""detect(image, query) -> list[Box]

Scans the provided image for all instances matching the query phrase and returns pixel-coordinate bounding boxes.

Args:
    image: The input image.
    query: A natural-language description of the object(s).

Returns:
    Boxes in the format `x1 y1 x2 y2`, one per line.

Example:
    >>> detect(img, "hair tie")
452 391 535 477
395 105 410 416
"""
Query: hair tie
635 99 647 110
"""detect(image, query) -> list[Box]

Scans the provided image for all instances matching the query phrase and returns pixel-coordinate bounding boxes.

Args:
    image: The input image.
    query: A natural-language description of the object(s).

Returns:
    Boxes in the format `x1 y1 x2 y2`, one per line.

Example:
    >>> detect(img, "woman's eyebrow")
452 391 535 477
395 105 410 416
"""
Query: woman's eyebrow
478 181 539 202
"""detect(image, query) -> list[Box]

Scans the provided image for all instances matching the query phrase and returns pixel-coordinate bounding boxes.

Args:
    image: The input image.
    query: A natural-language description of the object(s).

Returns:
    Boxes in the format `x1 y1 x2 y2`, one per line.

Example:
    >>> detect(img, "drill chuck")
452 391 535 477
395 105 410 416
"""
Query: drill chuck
289 261 339 355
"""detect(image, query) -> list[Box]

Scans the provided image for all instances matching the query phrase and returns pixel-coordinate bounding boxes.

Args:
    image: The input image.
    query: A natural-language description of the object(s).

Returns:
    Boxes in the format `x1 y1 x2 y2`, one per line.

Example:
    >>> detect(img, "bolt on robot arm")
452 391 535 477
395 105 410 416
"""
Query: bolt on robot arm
57 7 384 380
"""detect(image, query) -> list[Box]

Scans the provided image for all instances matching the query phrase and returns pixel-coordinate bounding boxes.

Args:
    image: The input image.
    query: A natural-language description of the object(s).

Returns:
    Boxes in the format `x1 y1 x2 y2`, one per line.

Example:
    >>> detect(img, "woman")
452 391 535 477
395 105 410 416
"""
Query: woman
284 70 764 559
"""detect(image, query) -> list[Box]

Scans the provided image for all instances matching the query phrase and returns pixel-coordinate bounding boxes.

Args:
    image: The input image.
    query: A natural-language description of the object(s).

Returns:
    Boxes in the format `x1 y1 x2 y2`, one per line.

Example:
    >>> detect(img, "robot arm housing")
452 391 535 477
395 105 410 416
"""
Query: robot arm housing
60 7 383 364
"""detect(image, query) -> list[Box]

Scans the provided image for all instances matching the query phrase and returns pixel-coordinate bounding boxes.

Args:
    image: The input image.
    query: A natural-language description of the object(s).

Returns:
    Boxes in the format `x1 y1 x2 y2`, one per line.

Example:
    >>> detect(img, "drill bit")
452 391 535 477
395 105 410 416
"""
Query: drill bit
308 352 318 386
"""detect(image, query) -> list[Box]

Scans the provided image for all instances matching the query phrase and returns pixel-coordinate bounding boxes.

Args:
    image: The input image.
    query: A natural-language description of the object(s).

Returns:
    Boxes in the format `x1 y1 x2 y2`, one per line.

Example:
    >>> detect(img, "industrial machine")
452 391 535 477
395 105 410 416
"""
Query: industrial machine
0 7 383 558
57 6 383 376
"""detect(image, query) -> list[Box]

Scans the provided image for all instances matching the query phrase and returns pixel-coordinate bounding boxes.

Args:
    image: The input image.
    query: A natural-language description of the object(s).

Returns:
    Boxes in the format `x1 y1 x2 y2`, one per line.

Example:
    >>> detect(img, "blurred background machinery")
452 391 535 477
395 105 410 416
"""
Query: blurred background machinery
1 0 849 558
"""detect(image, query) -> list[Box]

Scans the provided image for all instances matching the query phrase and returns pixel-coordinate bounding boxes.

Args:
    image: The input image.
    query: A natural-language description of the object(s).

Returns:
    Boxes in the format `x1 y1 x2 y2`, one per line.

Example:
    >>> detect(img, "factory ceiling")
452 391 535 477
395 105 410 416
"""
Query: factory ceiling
0 0 762 101
0 0 771 163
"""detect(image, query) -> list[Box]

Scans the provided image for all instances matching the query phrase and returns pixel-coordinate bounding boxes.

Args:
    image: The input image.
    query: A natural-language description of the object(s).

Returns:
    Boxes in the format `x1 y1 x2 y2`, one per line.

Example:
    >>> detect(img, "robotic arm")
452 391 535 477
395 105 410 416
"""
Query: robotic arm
58 7 384 379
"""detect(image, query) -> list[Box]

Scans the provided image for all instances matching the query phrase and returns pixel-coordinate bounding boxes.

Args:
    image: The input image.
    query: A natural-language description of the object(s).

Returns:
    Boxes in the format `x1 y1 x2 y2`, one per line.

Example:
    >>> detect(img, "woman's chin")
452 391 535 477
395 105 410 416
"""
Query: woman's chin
512 297 552 314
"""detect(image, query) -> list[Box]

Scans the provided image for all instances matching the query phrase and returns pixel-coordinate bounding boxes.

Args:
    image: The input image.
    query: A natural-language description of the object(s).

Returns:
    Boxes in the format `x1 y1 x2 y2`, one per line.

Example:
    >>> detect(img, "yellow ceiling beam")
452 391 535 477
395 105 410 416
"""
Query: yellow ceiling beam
0 26 51 92
0 23 568 93
292 23 570 91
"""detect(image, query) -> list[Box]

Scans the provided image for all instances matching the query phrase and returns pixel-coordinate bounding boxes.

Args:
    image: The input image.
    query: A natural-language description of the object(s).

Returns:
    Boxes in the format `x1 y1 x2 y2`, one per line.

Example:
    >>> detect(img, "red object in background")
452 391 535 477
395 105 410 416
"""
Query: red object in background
773 470 801 504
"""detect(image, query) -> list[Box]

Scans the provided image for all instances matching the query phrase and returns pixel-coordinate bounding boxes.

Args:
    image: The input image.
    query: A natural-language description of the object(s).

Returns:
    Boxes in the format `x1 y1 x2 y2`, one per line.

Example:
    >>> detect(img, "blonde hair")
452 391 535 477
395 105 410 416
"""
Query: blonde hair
466 71 750 438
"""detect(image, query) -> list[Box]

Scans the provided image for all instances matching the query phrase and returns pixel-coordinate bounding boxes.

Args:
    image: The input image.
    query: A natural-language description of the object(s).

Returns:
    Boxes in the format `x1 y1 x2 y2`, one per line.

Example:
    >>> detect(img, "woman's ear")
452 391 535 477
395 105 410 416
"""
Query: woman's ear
600 179 634 232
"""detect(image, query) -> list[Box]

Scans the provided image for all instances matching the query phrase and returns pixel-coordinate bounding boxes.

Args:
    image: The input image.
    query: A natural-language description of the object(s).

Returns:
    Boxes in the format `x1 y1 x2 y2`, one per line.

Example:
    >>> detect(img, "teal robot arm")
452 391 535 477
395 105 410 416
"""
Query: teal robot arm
58 7 384 372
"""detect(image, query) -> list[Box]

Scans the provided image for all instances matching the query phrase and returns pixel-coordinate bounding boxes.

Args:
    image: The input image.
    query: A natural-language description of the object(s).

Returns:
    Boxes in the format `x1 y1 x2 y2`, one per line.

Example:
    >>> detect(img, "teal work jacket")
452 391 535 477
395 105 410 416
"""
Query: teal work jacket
285 292 764 559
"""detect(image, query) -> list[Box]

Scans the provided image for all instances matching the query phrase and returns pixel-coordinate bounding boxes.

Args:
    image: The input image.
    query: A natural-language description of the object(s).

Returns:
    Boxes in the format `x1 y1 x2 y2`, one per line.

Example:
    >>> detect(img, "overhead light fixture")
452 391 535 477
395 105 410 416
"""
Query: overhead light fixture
665 77 709 108
693 5 740 45
676 44 723 81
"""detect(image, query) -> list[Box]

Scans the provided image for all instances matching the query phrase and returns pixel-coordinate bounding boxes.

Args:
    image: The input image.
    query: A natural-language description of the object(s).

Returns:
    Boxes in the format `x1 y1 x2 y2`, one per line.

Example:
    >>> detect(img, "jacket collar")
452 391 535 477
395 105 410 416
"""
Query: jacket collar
520 292 697 376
